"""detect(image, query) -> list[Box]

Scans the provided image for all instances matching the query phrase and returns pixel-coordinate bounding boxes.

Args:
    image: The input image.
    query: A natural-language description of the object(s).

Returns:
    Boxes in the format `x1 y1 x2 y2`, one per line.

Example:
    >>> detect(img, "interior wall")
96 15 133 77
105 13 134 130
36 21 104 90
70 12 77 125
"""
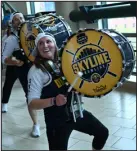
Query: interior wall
8 2 28 15
55 2 79 32
76 1 99 29
55 1 99 32
6 1 99 32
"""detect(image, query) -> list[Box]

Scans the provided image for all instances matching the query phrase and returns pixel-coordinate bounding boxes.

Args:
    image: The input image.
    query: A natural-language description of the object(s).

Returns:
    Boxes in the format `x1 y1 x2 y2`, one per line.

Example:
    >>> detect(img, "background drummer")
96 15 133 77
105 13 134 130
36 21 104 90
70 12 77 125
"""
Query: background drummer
2 12 40 137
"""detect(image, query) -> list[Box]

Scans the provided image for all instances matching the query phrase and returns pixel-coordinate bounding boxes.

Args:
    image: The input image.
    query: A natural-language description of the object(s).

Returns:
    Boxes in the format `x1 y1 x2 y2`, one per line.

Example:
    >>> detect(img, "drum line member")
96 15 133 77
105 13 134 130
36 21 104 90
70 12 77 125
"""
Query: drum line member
2 12 40 137
28 33 109 150
2 9 11 36
2 25 12 69
2 26 18 107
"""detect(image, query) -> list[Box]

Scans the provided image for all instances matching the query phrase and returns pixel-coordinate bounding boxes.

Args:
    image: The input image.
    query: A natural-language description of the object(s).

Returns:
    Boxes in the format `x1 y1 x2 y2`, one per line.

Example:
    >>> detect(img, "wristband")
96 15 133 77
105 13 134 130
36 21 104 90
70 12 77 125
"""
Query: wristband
51 97 56 106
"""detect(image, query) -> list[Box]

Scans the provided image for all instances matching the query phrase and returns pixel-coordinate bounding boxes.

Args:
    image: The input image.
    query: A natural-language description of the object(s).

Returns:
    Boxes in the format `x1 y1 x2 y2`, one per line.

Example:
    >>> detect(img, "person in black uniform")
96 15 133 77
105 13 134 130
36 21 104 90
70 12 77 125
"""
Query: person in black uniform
2 12 40 137
28 33 109 150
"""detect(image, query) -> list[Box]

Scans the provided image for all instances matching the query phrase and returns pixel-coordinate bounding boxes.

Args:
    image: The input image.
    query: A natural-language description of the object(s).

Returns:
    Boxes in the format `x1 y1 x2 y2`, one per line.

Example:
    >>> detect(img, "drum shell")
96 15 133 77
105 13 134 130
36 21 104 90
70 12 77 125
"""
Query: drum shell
60 29 135 97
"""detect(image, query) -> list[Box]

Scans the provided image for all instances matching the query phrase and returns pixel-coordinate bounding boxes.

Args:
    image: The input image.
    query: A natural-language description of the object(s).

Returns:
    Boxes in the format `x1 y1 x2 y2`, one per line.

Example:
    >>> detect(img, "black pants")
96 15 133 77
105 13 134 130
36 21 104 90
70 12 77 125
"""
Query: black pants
46 110 109 150
2 64 30 104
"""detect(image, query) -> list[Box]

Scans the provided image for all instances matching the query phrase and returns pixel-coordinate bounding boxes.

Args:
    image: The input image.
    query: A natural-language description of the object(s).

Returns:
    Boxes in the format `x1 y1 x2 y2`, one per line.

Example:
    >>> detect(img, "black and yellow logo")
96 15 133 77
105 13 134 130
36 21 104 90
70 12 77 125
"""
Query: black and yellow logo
54 77 65 88
20 22 40 62
72 44 111 83
25 33 36 54
61 29 123 97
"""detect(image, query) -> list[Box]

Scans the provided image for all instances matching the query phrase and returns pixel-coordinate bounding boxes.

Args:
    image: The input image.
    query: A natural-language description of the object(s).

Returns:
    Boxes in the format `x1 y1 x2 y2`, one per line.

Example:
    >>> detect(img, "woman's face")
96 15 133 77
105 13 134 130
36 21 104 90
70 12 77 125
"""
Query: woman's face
12 14 25 29
37 37 56 60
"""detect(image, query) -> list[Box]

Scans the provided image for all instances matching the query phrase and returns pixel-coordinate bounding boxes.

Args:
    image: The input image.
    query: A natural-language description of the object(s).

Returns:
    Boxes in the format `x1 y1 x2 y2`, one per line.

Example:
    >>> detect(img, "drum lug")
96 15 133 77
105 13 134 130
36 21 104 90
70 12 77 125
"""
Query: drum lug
62 77 66 80
58 16 63 19
65 82 69 86
125 62 130 67
117 81 123 87
118 44 122 50
63 40 67 45
123 77 127 81
122 61 126 69
98 29 106 34
78 28 86 32
122 67 125 71
58 63 61 67
125 59 136 67
122 60 125 64
126 76 131 80
112 86 117 91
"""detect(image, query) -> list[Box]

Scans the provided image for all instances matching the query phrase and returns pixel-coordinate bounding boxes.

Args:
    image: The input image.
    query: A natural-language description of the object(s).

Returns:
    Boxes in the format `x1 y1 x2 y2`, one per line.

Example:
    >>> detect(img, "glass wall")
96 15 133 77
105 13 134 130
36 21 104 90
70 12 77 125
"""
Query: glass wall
34 2 55 13
98 2 136 77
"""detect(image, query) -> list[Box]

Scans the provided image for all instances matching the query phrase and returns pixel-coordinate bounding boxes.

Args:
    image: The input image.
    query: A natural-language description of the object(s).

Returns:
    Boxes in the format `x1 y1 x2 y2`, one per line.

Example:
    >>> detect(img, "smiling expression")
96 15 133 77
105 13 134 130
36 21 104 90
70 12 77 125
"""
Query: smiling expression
37 37 56 60
12 14 25 29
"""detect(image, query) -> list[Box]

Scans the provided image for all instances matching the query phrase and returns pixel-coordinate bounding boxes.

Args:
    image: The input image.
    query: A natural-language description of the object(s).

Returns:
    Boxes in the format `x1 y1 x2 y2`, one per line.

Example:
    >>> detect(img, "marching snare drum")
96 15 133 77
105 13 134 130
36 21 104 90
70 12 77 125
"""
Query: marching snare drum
18 14 72 62
60 29 135 97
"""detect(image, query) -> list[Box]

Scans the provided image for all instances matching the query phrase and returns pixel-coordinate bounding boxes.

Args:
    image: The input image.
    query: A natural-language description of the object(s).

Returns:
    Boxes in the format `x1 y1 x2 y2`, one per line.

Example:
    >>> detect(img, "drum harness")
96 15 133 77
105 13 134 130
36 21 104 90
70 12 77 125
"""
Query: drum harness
40 60 84 122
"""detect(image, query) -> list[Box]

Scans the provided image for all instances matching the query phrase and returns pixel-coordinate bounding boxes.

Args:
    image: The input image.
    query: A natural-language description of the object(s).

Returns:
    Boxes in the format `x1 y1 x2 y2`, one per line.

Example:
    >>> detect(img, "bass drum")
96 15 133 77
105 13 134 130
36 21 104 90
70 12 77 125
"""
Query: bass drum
18 13 72 62
18 22 42 62
37 13 72 49
60 29 135 97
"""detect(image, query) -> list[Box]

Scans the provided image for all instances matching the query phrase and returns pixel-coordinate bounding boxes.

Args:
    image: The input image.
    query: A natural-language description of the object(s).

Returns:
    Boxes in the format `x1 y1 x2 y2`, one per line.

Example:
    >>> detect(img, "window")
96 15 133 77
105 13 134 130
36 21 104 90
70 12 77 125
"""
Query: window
34 2 55 14
102 2 136 78
107 17 136 33
26 2 31 15
2 8 4 20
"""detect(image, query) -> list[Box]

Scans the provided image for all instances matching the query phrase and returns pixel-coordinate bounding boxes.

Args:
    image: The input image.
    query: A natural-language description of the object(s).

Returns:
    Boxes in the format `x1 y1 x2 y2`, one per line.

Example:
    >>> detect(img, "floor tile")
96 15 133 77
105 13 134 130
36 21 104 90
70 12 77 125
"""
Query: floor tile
105 124 120 135
2 132 24 146
68 138 80 148
68 140 92 150
70 131 93 142
113 127 136 139
2 121 32 136
112 138 136 150
105 135 121 147
116 110 136 119
133 124 136 130
2 145 16 150
133 136 136 141
10 138 49 150
100 116 136 128
2 78 136 150
103 145 120 150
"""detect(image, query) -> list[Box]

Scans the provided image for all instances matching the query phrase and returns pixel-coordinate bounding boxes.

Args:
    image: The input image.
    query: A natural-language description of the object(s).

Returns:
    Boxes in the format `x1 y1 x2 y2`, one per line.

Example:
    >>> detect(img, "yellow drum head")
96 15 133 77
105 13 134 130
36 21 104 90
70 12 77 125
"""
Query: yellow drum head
19 22 43 62
61 29 123 97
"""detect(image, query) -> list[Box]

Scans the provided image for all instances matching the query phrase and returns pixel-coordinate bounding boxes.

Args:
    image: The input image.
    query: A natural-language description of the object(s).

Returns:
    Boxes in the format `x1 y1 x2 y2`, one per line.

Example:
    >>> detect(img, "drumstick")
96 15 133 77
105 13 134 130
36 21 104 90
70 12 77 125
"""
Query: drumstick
67 72 83 122
67 71 83 92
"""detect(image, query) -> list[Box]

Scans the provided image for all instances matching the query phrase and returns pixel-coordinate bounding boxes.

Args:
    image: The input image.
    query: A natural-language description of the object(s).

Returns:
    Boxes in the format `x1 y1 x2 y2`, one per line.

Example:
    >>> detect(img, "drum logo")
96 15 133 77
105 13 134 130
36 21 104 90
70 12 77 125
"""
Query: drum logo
25 33 36 54
77 33 88 44
71 43 111 83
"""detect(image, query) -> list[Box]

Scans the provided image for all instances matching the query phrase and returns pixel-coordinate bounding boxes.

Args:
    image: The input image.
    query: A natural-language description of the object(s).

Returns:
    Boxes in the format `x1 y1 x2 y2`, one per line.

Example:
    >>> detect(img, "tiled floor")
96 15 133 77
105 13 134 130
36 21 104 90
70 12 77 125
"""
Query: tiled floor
2 78 136 150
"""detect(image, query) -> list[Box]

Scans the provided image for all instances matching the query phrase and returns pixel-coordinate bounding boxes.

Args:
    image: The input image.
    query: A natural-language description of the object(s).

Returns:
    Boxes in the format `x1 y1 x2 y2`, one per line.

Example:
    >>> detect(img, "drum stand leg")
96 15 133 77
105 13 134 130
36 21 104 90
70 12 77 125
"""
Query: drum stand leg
71 91 84 122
